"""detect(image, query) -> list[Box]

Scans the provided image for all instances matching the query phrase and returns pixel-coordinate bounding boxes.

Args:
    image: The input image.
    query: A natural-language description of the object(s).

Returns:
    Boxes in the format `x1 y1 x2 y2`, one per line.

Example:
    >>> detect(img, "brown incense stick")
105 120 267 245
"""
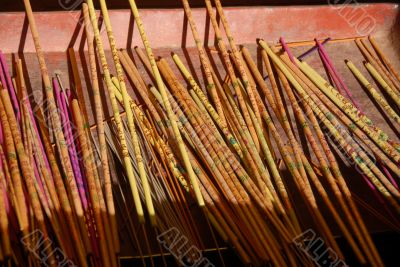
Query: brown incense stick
261 40 400 211
281 52 385 266
0 88 57 266
180 0 227 125
203 0 260 152
71 99 112 267
369 36 400 83
96 0 156 225
0 170 11 258
118 49 168 138
127 0 204 207
213 0 262 124
21 4 90 264
82 4 119 253
84 1 145 224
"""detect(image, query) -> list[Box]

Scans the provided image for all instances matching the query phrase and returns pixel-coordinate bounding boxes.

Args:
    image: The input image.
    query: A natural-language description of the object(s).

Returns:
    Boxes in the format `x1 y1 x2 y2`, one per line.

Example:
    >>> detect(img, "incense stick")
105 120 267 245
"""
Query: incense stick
346 60 400 125
368 36 400 83
0 88 57 266
213 0 262 125
203 0 260 152
127 0 204 207
21 4 90 264
180 0 226 125
82 4 119 253
365 62 400 108
260 40 400 209
71 99 112 267
96 0 155 225
83 1 145 223
279 50 387 266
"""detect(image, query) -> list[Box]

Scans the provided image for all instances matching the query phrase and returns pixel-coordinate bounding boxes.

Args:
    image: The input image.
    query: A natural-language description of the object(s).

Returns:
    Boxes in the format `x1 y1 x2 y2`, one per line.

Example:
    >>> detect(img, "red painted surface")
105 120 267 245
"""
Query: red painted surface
0 4 398 53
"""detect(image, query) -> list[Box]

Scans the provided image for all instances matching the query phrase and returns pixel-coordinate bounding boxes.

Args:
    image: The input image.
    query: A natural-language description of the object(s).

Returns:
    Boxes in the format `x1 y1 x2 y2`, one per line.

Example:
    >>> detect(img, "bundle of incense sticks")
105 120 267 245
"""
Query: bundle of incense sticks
0 0 399 266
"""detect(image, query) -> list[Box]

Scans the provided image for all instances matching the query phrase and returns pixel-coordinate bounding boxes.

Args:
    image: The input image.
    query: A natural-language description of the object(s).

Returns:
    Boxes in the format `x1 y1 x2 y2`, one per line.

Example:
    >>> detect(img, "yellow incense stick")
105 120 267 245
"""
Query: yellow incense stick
83 1 145 222
365 62 400 107
299 61 387 138
359 39 400 92
369 36 400 83
127 0 204 207
172 53 243 158
346 60 400 124
297 59 400 162
71 99 112 267
96 0 155 225
259 41 400 203
82 3 119 253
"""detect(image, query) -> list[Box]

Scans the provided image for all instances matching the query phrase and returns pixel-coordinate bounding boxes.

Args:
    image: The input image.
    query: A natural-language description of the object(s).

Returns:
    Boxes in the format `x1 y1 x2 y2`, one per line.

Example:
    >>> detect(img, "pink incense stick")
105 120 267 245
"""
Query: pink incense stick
284 40 397 212
318 49 345 95
61 87 91 204
380 160 398 189
53 78 88 209
315 39 364 113
63 88 92 207
0 51 20 121
315 39 399 190
279 37 296 65
62 86 101 262
21 81 52 176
